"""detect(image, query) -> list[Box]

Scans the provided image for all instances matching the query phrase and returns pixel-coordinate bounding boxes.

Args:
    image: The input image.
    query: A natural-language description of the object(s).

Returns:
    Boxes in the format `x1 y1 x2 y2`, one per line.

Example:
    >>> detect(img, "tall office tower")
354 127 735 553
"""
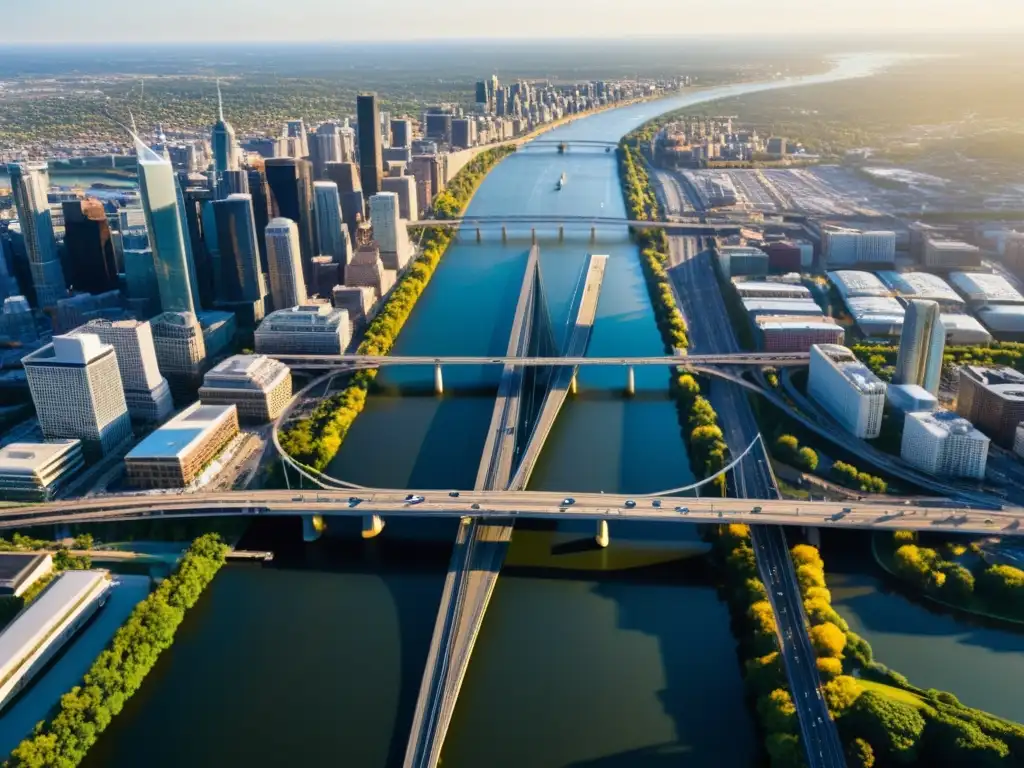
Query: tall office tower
22 333 132 457
381 173 418 222
265 218 307 310
180 187 216 310
70 319 174 423
424 111 453 144
55 291 125 333
212 194 268 323
356 93 384 198
901 411 989 480
379 111 392 148
368 192 410 271
7 163 66 309
390 119 412 149
894 300 946 396
246 169 271 274
451 118 472 150
286 119 308 157
325 161 361 196
150 311 207 404
211 81 238 196
0 295 40 344
309 123 344 180
807 344 886 439
136 138 200 314
219 169 249 198
61 199 117 295
475 81 488 109
264 157 316 281
313 182 351 269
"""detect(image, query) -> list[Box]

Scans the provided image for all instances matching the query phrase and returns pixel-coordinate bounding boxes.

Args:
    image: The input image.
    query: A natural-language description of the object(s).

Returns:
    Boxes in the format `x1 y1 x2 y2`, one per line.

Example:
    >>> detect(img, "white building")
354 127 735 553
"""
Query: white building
255 304 350 355
312 182 351 265
808 344 886 438
0 440 84 501
823 228 896 266
877 271 964 310
924 240 981 269
368 192 411 271
199 354 293 423
265 218 308 310
949 271 1024 305
70 319 174 423
1014 423 1024 461
894 300 945 396
22 334 132 456
901 410 989 480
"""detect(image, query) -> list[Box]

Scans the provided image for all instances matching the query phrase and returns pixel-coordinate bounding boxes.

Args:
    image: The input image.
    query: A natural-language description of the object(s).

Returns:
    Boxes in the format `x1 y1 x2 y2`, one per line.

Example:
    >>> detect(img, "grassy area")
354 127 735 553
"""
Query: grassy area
859 679 931 711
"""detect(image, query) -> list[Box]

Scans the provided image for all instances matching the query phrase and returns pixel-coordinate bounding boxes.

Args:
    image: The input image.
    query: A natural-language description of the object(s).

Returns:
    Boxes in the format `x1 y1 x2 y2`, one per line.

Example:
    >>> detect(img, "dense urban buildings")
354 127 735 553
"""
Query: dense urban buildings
22 334 132 457
265 218 308 310
807 344 886 439
901 410 989 480
125 401 240 489
255 304 350 355
894 300 945 396
199 354 292 423
0 440 84 501
956 365 1024 448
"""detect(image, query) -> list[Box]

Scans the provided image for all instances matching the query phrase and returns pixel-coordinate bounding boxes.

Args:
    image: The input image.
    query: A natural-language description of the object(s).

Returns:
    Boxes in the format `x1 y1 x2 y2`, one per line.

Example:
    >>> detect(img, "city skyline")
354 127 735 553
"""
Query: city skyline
6 1 1024 43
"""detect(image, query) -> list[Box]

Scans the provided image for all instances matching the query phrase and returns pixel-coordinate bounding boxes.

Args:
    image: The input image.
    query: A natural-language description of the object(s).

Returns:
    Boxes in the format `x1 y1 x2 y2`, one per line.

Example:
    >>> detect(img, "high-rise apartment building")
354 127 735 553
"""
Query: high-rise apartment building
264 157 316 281
136 138 200 314
451 118 472 149
901 410 989 479
356 93 384 198
325 161 362 196
381 173 418 222
894 300 946 396
265 218 307 310
7 163 66 308
368 192 410 271
246 169 271 273
211 194 267 316
70 319 173 423
150 311 207 403
286 119 308 157
22 334 132 456
313 182 351 269
390 119 412 149
61 199 118 295
956 365 1024 448
807 344 886 438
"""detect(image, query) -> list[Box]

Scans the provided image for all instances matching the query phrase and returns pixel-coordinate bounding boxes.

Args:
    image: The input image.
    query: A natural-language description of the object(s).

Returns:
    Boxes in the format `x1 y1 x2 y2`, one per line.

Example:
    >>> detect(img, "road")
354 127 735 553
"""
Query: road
657 161 845 766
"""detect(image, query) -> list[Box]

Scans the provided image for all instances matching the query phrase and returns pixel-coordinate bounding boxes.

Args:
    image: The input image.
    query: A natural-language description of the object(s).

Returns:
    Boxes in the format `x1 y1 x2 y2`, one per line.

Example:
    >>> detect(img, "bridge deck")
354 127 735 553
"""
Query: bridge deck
267 353 806 368
509 253 608 491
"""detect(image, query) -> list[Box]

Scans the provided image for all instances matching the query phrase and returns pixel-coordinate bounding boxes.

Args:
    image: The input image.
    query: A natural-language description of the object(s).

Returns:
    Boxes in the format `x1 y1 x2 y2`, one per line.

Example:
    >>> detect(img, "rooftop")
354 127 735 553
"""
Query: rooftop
21 333 113 367
908 409 988 439
949 272 1024 304
0 553 49 587
203 355 290 391
828 270 891 298
0 441 81 476
877 271 963 304
126 402 237 461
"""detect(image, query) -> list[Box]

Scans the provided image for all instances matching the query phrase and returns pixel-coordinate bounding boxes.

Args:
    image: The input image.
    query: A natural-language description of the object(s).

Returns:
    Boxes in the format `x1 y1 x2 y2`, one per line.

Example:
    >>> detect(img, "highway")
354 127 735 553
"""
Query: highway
509 253 608 490
657 159 845 767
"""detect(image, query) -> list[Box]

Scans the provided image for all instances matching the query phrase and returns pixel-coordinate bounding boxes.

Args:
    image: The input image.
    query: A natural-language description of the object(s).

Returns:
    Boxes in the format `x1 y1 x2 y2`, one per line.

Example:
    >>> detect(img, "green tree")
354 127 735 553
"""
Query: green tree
845 738 875 768
846 690 925 764
796 447 819 472
759 688 798 734
822 675 862 715
809 622 847 658
775 434 800 462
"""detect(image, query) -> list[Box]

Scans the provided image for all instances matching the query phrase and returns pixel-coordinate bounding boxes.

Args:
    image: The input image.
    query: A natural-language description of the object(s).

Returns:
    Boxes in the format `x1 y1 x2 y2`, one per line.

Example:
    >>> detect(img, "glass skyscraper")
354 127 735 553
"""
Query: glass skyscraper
7 162 66 308
356 93 383 198
895 299 946 396
135 137 200 314
313 181 350 268
264 157 315 282
212 194 267 306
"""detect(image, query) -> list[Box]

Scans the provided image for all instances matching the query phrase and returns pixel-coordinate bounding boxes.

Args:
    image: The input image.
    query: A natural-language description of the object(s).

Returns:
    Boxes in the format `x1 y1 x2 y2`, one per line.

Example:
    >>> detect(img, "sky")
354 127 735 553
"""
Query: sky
9 0 1024 42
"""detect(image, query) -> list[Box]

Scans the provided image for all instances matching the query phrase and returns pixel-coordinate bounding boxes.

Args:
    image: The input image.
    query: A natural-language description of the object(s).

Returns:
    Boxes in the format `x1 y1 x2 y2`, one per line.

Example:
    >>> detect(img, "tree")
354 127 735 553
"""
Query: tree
823 675 862 715
791 544 824 570
775 434 799 462
846 738 875 768
816 656 843 681
809 622 847 658
846 691 925 764
765 732 807 768
796 563 826 592
759 688 798 734
804 599 849 632
746 652 785 697
796 447 819 472
72 533 94 551
940 562 975 601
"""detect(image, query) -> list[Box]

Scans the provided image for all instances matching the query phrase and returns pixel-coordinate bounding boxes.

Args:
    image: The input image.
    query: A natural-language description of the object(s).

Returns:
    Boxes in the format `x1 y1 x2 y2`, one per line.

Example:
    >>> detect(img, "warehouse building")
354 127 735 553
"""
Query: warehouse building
956 365 1024 448
877 271 965 310
924 240 982 270
940 314 992 345
901 410 989 480
732 281 812 300
949 272 1024 305
808 344 886 438
125 402 240 489
975 305 1024 339
717 246 768 278
828 270 891 299
742 298 825 318
199 355 292 423
844 296 906 337
755 317 844 352
0 553 53 597
823 228 896 266
0 440 84 501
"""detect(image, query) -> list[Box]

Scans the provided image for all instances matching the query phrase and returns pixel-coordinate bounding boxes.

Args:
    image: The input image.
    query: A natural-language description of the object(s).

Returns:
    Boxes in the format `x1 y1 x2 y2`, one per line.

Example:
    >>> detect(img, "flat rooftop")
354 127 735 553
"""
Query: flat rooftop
126 403 236 461
0 441 80 476
0 553 49 587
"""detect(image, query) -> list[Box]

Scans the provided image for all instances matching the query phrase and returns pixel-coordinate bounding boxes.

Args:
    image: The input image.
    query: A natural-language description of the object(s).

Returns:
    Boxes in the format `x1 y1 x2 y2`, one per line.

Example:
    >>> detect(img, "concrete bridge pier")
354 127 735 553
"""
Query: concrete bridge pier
531 228 537 245
476 227 482 243
569 373 578 395
595 520 610 548
558 225 564 242
590 226 596 243
626 366 636 396
804 526 821 548
362 514 386 539
434 363 444 395
501 225 507 243
302 514 325 542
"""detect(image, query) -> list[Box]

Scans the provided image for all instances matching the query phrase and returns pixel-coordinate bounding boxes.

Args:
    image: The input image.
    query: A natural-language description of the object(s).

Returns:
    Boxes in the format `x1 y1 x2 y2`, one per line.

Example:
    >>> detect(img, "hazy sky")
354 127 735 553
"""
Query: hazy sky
10 0 1024 42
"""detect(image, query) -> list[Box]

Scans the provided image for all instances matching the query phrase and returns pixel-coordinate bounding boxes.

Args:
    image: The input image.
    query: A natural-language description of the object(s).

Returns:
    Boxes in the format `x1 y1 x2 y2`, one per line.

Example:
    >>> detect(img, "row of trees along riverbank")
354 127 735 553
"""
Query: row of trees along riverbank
279 145 516 470
5 534 229 768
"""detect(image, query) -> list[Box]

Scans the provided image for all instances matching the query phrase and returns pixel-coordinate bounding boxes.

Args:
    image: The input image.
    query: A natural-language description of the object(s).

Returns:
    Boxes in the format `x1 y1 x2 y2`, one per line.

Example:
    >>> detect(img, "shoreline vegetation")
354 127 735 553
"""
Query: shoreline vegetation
5 534 228 768
712 525 1024 767
279 145 515 471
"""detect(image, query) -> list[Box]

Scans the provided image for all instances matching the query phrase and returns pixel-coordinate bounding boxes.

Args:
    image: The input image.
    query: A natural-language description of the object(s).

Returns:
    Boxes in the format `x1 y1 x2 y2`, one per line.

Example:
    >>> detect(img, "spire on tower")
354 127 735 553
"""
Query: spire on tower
217 79 225 123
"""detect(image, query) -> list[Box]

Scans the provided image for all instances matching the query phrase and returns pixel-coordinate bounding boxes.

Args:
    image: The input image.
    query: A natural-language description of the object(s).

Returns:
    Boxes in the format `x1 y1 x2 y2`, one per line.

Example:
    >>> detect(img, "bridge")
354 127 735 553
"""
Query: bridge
522 139 619 148
412 215 740 237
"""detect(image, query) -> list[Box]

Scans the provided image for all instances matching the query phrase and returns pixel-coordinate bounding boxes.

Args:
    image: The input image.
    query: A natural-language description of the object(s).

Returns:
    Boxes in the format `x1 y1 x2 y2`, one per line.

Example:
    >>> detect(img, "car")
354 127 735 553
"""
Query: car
448 491 460 498
471 503 481 510
752 506 762 514
624 499 636 509
405 494 425 504
348 496 362 504
675 506 689 513
561 497 576 506
652 499 661 508
985 518 994 524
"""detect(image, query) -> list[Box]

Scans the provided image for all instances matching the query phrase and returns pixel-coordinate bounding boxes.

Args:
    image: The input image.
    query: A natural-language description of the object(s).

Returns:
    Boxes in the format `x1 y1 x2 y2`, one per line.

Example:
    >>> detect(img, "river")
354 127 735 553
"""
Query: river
78 52 917 768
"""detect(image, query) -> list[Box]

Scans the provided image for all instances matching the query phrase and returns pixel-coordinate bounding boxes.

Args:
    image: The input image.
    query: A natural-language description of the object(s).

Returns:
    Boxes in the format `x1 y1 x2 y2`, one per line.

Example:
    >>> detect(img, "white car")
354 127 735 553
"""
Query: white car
405 495 425 505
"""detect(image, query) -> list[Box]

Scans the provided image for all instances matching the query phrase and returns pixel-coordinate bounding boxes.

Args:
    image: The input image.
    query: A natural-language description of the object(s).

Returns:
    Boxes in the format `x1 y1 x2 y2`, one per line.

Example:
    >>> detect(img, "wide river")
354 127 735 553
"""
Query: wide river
80 53 922 768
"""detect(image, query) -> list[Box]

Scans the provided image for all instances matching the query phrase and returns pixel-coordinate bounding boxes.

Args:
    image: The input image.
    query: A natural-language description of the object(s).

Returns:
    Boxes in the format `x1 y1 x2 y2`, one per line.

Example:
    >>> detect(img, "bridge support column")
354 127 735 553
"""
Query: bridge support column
558 225 564 242
476 227 482 243
302 514 325 543
805 526 821 548
531 228 537 245
595 520 610 548
434 363 444 395
569 373 577 395
362 514 386 539
626 366 635 396
501 225 507 243
590 226 596 243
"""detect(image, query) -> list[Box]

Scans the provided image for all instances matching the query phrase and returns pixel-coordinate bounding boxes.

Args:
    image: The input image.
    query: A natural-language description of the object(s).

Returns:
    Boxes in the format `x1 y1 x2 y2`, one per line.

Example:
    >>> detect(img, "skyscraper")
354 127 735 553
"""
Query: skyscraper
7 162 66 308
390 119 412 149
325 161 361 196
895 299 946 396
309 123 344 180
136 137 200 314
180 186 216 310
381 173 418 222
151 310 208 404
265 218 307 310
22 333 132 457
313 181 351 268
356 93 384 198
369 192 410 271
212 194 268 312
246 168 271 273
286 119 308 157
264 157 316 282
62 199 118 295
211 80 238 198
